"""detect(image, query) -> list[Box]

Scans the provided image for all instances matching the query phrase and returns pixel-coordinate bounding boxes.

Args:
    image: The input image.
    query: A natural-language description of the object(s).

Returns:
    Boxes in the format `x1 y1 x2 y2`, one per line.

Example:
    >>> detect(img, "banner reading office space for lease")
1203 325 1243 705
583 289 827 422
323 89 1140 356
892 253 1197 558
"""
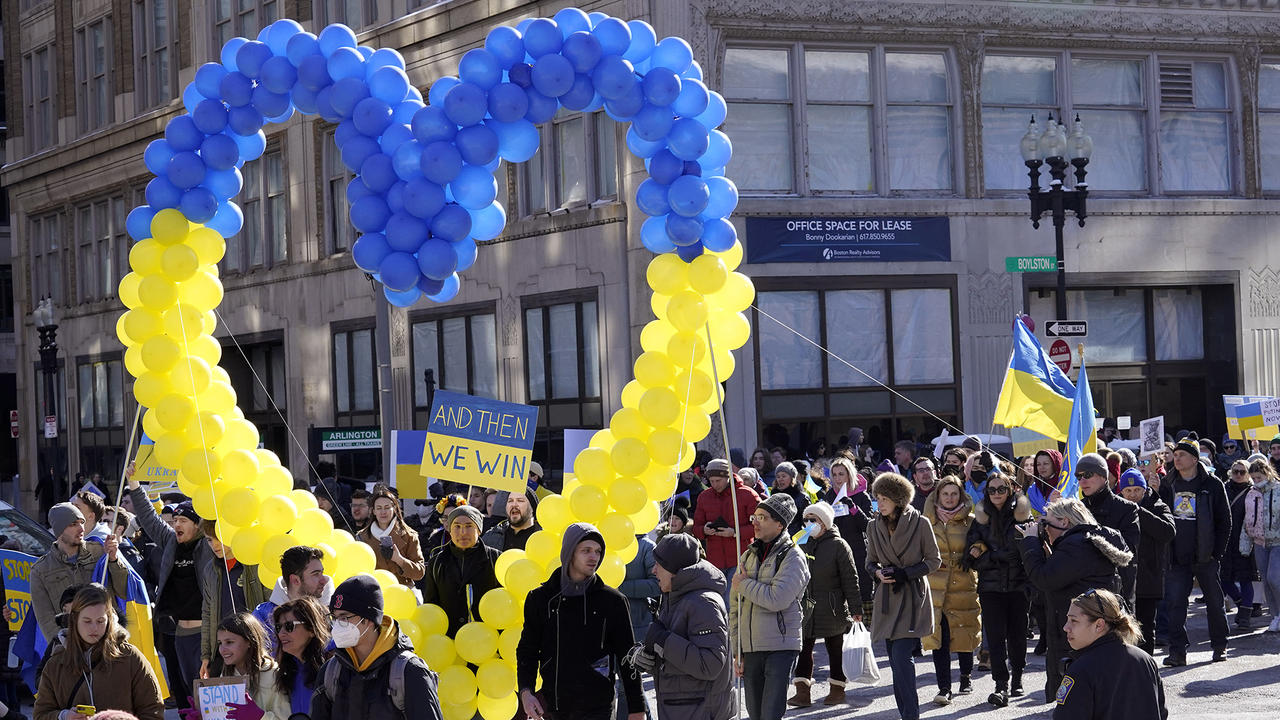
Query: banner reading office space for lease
419 390 539 493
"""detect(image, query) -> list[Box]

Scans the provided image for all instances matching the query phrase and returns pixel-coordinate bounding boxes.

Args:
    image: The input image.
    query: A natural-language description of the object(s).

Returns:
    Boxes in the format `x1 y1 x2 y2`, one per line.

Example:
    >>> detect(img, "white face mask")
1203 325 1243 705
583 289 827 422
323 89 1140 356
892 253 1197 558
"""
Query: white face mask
804 521 822 536
331 619 366 648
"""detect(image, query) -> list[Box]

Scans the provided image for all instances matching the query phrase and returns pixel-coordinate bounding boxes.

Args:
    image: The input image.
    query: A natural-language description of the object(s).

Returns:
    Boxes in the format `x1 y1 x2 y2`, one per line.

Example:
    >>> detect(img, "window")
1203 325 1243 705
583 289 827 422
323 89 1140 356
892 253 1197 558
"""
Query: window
29 213 66 305
316 0 377 30
75 197 127 303
521 110 618 214
332 325 377 424
322 128 355 255
23 44 55 151
0 266 13 333
524 297 602 478
76 17 114 133
212 0 278 53
77 359 125 430
1257 61 1280 191
134 0 177 110
722 45 955 195
412 309 499 423
981 52 1235 194
221 337 290 460
226 147 287 271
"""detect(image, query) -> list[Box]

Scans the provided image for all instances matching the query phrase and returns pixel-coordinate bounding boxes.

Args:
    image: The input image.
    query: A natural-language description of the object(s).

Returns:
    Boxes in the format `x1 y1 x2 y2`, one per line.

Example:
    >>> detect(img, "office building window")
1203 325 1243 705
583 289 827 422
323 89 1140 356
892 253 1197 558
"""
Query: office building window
315 0 377 30
333 324 377 424
23 44 55 151
77 359 125 430
221 337 289 460
29 213 66 305
411 308 498 423
524 296 601 477
0 266 14 333
226 147 286 271
520 110 618 215
212 0 278 53
134 0 177 110
322 128 355 255
74 196 127 303
1258 60 1280 191
76 18 114 134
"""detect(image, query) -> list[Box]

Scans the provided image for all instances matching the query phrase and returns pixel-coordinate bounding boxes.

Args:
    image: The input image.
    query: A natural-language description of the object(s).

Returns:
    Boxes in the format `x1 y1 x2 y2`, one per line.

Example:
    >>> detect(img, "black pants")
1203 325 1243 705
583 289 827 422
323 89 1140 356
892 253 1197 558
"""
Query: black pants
979 591 1028 691
795 634 845 682
930 615 973 693
159 630 190 709
1135 596 1159 657
1043 602 1069 702
1166 560 1229 653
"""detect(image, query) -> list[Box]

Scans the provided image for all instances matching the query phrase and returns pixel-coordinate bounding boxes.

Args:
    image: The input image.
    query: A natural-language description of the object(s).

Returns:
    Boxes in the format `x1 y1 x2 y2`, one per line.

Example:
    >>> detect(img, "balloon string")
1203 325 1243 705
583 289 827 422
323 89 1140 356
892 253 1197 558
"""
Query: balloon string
663 338 699 525
97 403 143 587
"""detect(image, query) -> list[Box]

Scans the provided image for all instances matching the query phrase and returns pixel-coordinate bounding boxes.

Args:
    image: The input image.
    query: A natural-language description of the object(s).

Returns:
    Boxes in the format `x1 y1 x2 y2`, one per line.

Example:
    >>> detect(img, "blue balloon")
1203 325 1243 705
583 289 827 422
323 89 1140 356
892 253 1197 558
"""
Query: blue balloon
703 177 739 218
220 72 254 107
330 77 370 117
524 88 558 123
443 82 488 127
292 85 319 113
604 81 644 121
268 105 295 126
385 213 429 252
675 241 705 262
562 32 603 74
651 37 693 73
667 117 710 160
487 82 529 122
469 202 507 241
700 217 737 252
424 273 460 303
195 63 228 98
417 275 446 296
697 91 727 129
260 56 299 94
167 151 206 189
351 195 391 232
641 215 676 253
340 135 379 172
648 150 683 185
642 68 681 107
236 41 273 79
228 105 265 136
384 286 421 308
346 177 374 204
625 126 665 158
671 77 709 118
668 175 709 217
352 232 391 272
235 129 267 162
388 180 408 214
700 129 733 170
531 54 574 98
455 125 499 166
358 47 375 61
369 66 410 104
459 48 502 90
452 238 478 273
179 187 219 222
559 75 595 111
624 21 657 63
666 214 703 246
507 63 533 89
318 23 358 56
315 86 342 123
208 201 244 238
683 60 704 82
392 140 423 181
360 153 398 193
450 164 497 210
204 168 242 200
591 56 635 100
392 99 424 124
592 18 632 56
682 160 703 177
420 141 463 185
404 178 447 219
411 106 456 144
286 32 321 66
297 54 332 90
165 116 205 152
416 238 458 281
632 103 674 142
635 178 672 217
430 204 472 243
484 26 525 69
335 119 361 147
182 84 206 114
126 205 157 241
327 47 365 82
523 18 563 58
144 139 175 175
378 252 420 291
427 76 460 106
267 18 305 55
381 124 414 159
146 177 182 209
554 8 592 37
365 48 406 77
251 87 291 119
491 119 540 162
353 97 393 136
220 37 248 71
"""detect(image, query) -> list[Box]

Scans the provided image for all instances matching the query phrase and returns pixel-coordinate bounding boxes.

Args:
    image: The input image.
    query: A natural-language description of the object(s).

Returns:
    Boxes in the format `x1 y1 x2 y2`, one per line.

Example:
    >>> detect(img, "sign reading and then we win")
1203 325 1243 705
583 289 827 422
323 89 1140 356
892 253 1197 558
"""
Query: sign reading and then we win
419 390 540 493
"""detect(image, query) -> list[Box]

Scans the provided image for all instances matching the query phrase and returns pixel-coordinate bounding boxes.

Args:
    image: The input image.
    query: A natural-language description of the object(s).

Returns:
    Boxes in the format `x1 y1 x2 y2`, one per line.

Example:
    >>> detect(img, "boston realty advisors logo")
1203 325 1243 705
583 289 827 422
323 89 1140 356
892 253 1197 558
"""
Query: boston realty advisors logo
822 247 834 260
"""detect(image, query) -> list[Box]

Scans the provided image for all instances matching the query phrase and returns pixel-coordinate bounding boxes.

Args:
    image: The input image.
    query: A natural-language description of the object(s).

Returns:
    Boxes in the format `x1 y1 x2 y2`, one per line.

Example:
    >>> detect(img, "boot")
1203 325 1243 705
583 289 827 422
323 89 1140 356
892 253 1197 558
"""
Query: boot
787 678 812 707
823 680 848 705
1010 669 1024 697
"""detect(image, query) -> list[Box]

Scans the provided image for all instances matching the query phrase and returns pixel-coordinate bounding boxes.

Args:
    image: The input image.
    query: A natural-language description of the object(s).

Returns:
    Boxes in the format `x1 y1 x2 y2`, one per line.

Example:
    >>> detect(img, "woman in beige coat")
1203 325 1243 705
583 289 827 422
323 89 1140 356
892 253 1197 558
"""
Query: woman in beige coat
921 476 981 705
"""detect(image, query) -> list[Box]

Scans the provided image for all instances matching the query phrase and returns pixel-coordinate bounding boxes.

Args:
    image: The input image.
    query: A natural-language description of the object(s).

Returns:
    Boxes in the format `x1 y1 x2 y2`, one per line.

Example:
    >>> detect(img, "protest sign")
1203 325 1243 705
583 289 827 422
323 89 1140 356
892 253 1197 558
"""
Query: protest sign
194 676 248 720
419 391 539 493
1139 417 1165 457
390 430 430 499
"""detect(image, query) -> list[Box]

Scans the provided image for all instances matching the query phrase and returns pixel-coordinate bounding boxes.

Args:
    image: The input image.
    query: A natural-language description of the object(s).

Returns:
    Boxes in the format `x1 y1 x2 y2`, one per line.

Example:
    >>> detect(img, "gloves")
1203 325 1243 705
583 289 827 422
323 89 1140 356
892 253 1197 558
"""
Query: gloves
227 697 266 720
888 566 909 584
643 619 670 653
179 698 202 720
629 646 659 673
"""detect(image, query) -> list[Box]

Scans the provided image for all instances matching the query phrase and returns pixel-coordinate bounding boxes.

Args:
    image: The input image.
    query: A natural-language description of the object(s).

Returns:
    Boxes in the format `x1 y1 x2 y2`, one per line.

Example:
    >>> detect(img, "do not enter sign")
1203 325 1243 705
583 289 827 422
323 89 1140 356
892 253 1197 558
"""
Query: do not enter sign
1049 339 1073 374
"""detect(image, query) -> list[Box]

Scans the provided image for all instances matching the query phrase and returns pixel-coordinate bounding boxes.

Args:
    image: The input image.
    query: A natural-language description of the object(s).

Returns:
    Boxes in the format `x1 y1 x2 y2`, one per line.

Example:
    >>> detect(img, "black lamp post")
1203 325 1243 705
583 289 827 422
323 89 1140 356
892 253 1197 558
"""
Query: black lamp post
1021 114 1093 320
33 297 63 500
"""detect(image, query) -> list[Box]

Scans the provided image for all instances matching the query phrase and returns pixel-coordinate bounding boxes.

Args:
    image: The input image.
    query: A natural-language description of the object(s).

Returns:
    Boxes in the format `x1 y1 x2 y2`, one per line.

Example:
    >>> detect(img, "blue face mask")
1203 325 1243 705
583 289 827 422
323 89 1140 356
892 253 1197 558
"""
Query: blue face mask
804 521 821 536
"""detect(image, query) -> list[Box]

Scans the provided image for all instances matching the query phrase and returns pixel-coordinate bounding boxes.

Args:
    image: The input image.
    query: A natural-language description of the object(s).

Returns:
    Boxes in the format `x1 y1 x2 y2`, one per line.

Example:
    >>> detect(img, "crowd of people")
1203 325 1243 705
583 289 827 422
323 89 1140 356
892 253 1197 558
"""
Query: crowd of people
9 427 1279 720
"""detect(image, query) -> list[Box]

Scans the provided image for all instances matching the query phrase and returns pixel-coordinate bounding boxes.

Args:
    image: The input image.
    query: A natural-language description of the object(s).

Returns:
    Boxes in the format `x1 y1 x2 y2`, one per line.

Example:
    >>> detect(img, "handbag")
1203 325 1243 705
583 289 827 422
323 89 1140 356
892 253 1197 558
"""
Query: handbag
841 621 881 686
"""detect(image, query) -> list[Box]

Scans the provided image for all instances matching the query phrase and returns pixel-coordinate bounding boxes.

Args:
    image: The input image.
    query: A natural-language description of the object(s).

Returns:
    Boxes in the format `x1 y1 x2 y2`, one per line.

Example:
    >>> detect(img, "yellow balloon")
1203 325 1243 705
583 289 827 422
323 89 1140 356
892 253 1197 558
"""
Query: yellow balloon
258 493 299 529
141 410 166 443
229 524 269 565
608 479 648 516
384 584 417 619
186 334 223 366
639 320 675 354
616 539 638 564
222 449 261 487
150 208 192 244
182 411 225 448
197 381 237 414
295 508 335 545
608 408 650 440
493 549 526 586
162 244 200 282
650 291 670 320
673 368 715 406
503 558 544 598
258 533 297 580
123 346 147 377
399 618 424 650
292 489 320 511
221 418 260 451
573 447 614 488
335 542 376 580
129 239 165 275
709 239 743 270
178 271 224 312
478 588 520 630
630 501 661 535
117 315 138 348
569 484 607 523
498 628 520 663
137 275 178 311
314 542 337 572
620 380 645 410
118 272 143 309
633 351 675 389
709 311 751 350
217 486 261 527
372 569 399 591
455 622 499 664
187 226 227 266
610 438 650 477
163 303 205 341
667 331 707 368
155 394 196 433
598 512 635 549
639 387 681 428
254 448 282 467
695 345 736 380
420 633 457 670
688 254 728 294
712 272 755 313
477 687 518 720
202 309 218 335
666 290 709 333
123 309 164 345
641 465 677 501
646 253 690 296
588 429 615 451
215 520 241 545
255 465 294 497
535 495 571 535
597 553 626 587
169 355 213 397
133 373 168 408
476 659 516 700
414 603 450 637
683 408 712 442
181 449 222 486
439 664 478 711
524 531 560 570
154 433 187 469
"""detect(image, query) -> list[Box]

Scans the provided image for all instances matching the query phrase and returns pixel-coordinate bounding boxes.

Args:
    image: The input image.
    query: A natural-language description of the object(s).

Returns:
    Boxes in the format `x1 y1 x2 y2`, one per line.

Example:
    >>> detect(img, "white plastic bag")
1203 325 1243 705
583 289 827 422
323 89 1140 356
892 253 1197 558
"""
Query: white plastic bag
841 621 881 686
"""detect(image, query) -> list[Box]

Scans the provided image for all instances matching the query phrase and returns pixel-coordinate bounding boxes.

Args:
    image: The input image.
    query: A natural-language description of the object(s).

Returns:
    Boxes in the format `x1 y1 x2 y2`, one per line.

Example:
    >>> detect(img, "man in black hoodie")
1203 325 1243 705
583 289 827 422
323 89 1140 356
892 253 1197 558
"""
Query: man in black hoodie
518 523 644 720
1076 453 1141 606
1162 438 1231 666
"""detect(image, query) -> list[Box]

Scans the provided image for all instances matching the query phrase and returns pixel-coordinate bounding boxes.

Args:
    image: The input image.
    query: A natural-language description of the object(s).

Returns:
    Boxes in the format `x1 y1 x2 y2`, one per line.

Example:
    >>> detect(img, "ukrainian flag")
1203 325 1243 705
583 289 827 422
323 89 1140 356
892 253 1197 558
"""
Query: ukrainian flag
1059 359 1098 500
93 541 171 700
993 319 1077 442
391 430 429 498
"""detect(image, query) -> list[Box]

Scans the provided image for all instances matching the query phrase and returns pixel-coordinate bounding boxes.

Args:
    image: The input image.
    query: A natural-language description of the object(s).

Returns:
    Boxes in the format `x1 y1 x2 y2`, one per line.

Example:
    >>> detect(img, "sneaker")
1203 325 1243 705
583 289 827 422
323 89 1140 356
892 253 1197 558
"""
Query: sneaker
1010 676 1025 697
933 691 953 706
1268 617 1280 633
1254 603 1265 618
988 691 1008 708
959 676 973 694
1162 654 1186 667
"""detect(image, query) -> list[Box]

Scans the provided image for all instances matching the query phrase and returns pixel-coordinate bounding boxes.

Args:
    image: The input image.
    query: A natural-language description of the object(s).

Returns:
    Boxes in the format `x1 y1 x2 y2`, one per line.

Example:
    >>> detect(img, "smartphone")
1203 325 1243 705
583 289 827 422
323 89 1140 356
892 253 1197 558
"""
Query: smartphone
75 705 97 716
379 536 394 560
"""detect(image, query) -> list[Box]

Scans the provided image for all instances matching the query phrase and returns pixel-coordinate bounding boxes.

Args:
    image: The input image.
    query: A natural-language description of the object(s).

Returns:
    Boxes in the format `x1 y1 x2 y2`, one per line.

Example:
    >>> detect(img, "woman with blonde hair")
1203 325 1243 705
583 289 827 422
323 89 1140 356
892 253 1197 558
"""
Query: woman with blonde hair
821 456 875 619
1053 588 1167 719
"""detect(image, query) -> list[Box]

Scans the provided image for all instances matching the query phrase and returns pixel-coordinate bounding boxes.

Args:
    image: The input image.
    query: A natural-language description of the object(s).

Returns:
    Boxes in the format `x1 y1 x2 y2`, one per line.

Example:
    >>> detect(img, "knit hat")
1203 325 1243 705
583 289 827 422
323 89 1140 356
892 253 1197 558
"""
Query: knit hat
172 502 201 525
757 493 797 527
1270 433 1280 447
48 503 84 537
774 461 797 481
330 574 383 625
1247 452 1268 464
670 505 690 526
705 458 731 476
529 461 544 479
1173 438 1201 458
803 501 835 530
653 533 701 573
447 505 484 529
1117 469 1147 492
1074 453 1108 478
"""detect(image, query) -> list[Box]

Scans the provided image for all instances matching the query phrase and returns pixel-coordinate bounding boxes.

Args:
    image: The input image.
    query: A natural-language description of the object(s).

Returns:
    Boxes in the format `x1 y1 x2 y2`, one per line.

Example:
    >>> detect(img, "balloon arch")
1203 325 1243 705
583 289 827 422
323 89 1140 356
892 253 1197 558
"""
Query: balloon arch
115 8 753 716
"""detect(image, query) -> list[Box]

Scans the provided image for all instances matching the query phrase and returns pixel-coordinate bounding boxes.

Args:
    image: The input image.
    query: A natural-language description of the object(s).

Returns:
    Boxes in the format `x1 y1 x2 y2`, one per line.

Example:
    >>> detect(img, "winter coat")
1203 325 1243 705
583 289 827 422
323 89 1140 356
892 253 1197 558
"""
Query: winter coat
1242 479 1280 550
357 522 426 587
823 486 875 602
1133 492 1177 599
1221 481 1258 582
728 532 810 653
1020 523 1132 644
1167 466 1231 566
202 560 268 662
866 507 942 643
922 492 981 653
29 541 129 644
1082 485 1141 604
216 666 293 720
1053 632 1169 720
310 618 442 720
480 520 540 552
420 541 500 636
675 476 708 518
965 493 1031 594
799 527 861 639
651 561 733 720
33 639 165 720
618 536 660 640
770 484 809 534
692 478 759 570
128 486 215 606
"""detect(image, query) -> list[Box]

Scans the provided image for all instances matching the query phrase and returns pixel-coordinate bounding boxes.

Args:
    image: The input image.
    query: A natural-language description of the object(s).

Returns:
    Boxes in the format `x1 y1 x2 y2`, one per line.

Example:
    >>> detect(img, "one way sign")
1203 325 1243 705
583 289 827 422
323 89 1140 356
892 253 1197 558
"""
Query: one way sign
1046 321 1088 338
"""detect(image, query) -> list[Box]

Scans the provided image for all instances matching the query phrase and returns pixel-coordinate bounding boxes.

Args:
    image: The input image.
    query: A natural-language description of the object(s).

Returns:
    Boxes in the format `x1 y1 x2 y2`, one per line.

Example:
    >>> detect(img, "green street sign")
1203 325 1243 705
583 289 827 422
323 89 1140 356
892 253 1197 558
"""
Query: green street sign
319 427 382 451
1006 256 1057 272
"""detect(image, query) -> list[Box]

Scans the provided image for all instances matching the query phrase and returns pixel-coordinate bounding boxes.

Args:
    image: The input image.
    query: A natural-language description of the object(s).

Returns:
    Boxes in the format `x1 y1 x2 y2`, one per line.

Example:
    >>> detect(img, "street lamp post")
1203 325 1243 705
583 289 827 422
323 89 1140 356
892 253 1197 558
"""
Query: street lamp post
33 298 63 501
1021 114 1093 321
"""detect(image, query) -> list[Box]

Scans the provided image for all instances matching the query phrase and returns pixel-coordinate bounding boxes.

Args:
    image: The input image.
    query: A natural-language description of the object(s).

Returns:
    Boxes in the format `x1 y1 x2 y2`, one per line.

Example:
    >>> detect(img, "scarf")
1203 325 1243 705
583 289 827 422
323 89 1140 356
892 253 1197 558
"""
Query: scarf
935 502 963 525
370 522 394 540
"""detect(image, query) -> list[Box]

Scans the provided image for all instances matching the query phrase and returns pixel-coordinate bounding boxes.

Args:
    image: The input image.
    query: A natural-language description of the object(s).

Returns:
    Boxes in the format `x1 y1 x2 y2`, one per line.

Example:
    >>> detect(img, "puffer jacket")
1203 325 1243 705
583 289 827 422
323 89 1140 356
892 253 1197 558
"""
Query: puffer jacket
310 618 442 720
799 527 861 639
651 560 733 720
618 535 660 639
1242 479 1280 550
922 489 981 653
1082 484 1141 604
1021 523 1132 636
1133 491 1177 599
866 507 942 643
692 477 760 569
729 532 810 653
420 541 500 636
965 493 1031 594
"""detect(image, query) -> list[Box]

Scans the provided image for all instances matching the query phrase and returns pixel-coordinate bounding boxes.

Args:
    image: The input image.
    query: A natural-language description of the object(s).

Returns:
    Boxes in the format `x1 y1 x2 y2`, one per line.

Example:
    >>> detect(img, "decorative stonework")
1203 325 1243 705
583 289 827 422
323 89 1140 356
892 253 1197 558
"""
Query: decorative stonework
955 32 986 199
501 294 520 347
391 308 407 358
1249 266 1280 317
968 271 1014 325
1239 42 1263 198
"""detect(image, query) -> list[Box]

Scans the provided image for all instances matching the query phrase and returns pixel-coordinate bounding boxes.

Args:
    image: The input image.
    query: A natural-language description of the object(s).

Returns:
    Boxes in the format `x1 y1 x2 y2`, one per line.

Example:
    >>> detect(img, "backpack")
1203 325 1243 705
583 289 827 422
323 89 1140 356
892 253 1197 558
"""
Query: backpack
322 649 426 714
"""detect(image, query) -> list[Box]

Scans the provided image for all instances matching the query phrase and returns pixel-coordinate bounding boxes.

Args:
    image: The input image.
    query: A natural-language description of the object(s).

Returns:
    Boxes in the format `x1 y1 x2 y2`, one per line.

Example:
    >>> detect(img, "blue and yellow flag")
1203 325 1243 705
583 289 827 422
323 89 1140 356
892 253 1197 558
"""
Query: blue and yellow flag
93 543 171 700
1059 359 1098 500
993 319 1076 441
391 430 429 499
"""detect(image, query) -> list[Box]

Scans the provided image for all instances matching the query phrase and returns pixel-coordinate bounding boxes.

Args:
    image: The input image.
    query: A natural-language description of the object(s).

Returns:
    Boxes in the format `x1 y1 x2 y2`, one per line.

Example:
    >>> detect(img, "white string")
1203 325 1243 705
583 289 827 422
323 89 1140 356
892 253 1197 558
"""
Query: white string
664 339 699 524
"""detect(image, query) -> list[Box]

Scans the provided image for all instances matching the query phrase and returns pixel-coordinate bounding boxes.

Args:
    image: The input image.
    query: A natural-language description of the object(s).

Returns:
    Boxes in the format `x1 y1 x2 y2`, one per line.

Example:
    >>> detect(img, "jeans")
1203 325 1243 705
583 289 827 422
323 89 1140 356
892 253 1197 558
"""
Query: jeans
1255 544 1280 618
979 591 1028 691
614 675 652 720
795 634 845 682
741 650 798 720
1166 560 1229 654
1221 578 1255 608
721 566 736 606
930 615 973 693
885 639 920 720
1135 597 1159 656
174 627 203 703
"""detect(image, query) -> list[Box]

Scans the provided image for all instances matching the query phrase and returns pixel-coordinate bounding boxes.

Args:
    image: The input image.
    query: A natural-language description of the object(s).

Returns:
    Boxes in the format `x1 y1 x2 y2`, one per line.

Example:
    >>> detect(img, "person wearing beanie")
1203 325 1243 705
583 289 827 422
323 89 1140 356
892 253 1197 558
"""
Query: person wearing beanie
627 534 732 720
693 459 761 602
518 524 644 720
482 489 541 552
422 504 500 637
1117 467 1176 656
789 502 860 707
311 574 443 720
867 473 941 720
30 503 130 645
1268 434 1280 477
1076 452 1141 607
770 462 809 534
728 491 810 720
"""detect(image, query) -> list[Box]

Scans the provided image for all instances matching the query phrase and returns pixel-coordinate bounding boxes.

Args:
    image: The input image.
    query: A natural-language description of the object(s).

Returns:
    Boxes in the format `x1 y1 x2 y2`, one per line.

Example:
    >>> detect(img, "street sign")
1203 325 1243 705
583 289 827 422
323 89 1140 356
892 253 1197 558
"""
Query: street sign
1046 320 1088 338
43 415 57 439
1049 339 1073 374
318 427 381 451
9 410 17 439
1005 256 1056 272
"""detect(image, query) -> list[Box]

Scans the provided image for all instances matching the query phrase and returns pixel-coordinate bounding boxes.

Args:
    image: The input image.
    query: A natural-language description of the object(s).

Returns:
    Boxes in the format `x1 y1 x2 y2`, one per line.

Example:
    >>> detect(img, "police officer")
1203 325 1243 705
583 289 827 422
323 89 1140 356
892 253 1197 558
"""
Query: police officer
1054 588 1168 720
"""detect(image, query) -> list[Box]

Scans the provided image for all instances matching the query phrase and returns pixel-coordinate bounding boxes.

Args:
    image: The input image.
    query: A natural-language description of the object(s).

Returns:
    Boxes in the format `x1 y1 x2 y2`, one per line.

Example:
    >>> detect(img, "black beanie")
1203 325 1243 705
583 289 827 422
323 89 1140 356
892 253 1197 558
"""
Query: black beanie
330 574 383 625
653 533 701 574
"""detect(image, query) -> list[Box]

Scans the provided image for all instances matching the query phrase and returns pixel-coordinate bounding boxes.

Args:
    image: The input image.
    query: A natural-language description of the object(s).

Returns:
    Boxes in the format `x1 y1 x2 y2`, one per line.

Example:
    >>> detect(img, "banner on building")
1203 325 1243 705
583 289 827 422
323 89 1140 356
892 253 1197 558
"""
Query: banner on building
419 391 539 493
745 216 951 264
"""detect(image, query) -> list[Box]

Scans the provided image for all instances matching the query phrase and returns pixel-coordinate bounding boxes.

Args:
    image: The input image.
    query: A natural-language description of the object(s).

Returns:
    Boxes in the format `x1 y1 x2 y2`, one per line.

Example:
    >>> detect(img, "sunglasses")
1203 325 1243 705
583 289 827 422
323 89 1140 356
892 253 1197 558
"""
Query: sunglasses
1137 459 1154 467
987 485 1009 495
1231 469 1247 475
1075 471 1097 480
276 620 309 634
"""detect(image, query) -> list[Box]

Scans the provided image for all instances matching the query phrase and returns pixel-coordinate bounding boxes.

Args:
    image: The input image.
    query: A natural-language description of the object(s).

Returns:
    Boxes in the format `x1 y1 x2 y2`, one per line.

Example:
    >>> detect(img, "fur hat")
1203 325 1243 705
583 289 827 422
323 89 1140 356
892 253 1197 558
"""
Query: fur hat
871 472 915 509
803 501 835 530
